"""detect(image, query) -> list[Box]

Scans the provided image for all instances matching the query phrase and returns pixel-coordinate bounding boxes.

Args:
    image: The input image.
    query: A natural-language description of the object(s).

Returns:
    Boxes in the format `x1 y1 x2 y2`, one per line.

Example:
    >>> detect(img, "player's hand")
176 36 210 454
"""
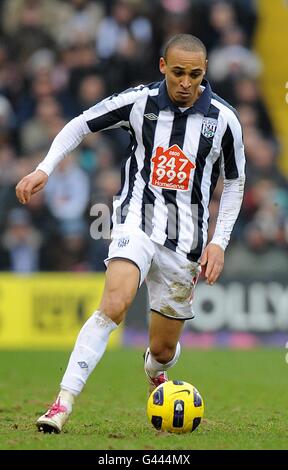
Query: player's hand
15 169 48 204
200 243 224 285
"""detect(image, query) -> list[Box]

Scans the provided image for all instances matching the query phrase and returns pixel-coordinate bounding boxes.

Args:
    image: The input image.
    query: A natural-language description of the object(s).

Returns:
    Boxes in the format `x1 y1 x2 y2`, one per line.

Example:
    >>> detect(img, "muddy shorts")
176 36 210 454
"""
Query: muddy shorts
105 224 201 320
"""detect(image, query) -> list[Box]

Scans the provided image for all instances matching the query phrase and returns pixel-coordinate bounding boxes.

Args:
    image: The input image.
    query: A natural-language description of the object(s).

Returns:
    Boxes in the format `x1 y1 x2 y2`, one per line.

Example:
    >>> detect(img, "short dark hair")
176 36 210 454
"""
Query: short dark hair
163 34 207 61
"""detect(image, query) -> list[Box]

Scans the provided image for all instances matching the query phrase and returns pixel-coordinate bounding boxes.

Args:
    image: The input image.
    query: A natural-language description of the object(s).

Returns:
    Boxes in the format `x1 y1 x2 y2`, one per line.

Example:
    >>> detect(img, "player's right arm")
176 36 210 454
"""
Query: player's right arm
15 86 142 204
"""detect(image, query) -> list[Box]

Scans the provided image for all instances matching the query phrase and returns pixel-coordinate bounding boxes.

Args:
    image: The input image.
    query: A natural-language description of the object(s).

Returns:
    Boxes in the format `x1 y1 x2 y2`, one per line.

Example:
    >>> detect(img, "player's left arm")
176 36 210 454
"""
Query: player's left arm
201 111 245 285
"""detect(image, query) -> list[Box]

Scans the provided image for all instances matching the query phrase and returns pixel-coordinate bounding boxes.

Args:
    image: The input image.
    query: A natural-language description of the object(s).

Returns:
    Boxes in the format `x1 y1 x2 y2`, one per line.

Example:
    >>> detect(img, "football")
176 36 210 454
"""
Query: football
147 380 204 433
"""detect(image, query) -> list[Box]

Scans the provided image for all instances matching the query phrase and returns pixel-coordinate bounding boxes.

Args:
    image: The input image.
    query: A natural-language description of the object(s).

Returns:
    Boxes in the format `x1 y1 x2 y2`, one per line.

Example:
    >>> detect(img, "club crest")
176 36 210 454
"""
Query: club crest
118 236 130 248
201 118 217 138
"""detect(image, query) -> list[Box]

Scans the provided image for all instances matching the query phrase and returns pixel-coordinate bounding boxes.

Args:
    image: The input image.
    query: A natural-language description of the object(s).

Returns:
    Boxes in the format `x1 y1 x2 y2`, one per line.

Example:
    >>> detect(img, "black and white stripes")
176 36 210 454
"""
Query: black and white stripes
82 79 245 261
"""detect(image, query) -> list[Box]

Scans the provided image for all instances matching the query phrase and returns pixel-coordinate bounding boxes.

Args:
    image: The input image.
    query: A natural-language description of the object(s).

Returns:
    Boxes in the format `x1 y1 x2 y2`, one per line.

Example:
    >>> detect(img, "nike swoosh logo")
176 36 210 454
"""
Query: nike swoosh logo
171 389 191 395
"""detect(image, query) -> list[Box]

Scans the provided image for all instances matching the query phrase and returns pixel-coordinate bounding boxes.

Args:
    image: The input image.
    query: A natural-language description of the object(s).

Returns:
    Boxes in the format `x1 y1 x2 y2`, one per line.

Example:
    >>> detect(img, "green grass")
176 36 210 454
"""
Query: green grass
0 349 287 450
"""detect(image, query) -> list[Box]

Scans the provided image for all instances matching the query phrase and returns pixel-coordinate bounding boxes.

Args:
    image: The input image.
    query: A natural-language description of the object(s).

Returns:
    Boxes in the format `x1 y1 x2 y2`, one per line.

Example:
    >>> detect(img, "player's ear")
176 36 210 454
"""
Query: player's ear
159 57 166 75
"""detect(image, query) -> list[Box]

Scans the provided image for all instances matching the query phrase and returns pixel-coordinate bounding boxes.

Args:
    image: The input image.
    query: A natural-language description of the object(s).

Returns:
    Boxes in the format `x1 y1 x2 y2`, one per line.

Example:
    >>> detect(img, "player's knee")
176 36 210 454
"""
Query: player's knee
101 293 132 324
150 344 176 365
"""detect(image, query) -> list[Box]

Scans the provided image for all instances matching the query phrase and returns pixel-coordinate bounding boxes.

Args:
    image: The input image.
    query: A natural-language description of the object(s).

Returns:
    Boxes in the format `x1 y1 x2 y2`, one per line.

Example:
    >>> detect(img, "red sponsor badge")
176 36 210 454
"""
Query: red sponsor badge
150 144 196 191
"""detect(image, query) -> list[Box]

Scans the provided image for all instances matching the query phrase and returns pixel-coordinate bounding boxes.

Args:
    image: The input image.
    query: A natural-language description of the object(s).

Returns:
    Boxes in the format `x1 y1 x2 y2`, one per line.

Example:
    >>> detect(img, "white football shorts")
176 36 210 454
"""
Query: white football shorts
105 224 201 320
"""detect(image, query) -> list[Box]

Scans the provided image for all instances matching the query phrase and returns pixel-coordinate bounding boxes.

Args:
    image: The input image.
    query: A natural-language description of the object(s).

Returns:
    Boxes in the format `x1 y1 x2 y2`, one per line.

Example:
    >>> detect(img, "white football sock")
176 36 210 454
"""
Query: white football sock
60 310 117 396
145 342 181 378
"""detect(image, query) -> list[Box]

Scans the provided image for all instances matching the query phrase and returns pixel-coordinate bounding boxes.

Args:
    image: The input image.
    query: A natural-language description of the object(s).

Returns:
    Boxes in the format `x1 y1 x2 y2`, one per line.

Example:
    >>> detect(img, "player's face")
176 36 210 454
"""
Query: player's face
159 47 207 108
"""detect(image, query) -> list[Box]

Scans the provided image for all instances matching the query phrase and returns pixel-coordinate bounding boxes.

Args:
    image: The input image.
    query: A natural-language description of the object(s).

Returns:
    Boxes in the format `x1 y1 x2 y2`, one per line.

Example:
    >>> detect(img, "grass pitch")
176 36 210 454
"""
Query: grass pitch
0 348 287 450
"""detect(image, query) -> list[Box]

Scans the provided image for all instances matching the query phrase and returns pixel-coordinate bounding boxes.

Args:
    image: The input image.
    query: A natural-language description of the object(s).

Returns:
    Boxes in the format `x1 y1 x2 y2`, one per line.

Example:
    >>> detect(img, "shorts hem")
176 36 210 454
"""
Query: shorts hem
105 256 141 287
150 308 194 321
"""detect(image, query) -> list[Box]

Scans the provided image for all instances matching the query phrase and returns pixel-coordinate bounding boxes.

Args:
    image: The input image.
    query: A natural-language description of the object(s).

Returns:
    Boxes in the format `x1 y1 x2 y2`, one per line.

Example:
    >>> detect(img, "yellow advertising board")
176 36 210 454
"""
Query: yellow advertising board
0 274 122 349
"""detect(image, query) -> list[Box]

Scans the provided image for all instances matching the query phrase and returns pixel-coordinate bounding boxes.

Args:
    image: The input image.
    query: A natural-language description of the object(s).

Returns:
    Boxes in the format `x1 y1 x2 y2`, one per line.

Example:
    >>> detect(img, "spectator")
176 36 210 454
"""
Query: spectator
96 0 152 60
0 207 43 272
20 97 63 154
44 154 90 229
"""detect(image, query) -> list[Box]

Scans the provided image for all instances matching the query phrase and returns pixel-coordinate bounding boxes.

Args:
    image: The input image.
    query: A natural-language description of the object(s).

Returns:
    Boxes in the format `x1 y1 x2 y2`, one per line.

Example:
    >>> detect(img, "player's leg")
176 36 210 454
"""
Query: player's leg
98 259 139 323
37 225 155 433
60 259 140 392
144 244 201 392
144 311 184 392
37 259 140 433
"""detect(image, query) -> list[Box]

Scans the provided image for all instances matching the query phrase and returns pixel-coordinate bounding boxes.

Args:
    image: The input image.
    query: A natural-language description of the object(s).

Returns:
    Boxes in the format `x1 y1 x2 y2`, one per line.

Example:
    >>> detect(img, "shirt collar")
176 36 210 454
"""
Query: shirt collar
158 78 212 115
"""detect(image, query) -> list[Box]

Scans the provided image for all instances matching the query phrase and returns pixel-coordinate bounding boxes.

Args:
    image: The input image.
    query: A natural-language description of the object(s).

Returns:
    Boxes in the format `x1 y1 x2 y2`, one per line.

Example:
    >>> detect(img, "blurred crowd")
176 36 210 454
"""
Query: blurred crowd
0 0 287 276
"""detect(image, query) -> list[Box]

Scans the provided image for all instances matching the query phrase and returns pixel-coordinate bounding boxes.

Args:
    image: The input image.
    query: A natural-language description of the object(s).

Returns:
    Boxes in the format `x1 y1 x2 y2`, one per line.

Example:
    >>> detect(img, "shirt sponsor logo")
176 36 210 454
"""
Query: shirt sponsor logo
150 145 196 191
